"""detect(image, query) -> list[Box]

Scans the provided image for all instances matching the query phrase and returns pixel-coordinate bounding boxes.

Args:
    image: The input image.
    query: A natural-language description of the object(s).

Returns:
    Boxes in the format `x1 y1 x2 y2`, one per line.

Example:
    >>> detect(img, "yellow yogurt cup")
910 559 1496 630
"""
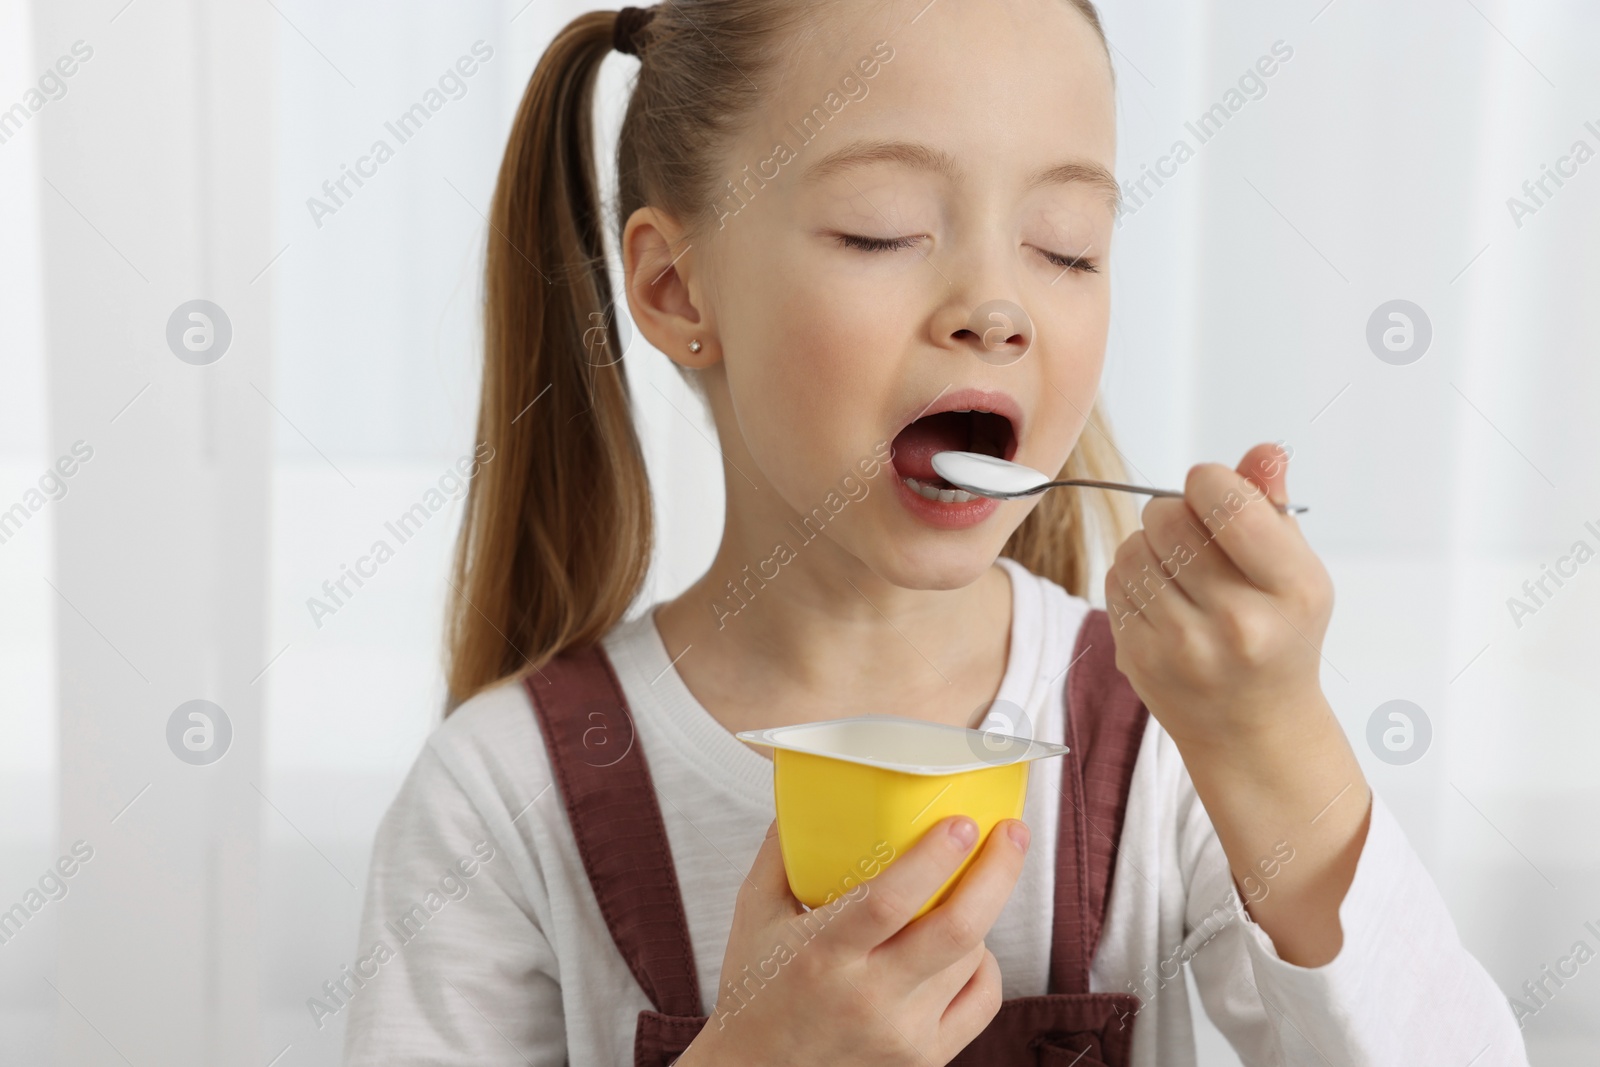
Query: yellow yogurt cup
737 714 1068 919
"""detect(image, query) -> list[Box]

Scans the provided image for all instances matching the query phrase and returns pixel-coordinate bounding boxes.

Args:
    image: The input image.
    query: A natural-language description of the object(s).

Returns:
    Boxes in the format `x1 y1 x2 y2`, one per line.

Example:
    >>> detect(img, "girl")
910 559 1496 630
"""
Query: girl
343 2 1526 1064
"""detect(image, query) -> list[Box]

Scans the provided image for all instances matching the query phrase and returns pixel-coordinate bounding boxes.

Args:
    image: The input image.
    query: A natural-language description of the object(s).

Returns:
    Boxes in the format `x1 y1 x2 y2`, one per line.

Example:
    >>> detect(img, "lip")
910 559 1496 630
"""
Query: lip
887 387 1022 530
891 475 1003 529
890 387 1025 459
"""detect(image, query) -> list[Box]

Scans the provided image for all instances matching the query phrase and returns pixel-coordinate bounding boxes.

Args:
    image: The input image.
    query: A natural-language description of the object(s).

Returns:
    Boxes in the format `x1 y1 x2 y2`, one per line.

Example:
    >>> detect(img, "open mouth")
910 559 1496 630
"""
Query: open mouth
890 406 1018 504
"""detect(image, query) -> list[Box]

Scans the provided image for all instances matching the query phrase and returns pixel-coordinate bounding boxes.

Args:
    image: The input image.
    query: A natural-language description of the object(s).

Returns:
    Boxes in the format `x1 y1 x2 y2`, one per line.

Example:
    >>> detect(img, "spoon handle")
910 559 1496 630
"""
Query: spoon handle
1038 478 1310 515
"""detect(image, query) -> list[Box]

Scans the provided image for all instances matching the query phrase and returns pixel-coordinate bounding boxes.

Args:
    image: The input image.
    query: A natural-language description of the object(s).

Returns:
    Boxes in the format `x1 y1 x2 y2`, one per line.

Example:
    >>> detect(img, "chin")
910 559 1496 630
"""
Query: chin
849 510 1018 592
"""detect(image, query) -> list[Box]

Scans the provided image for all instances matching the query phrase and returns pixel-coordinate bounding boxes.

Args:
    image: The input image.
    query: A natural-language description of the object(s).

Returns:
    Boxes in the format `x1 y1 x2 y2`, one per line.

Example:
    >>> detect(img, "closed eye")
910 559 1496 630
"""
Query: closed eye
836 232 922 253
1035 247 1099 274
838 233 1099 275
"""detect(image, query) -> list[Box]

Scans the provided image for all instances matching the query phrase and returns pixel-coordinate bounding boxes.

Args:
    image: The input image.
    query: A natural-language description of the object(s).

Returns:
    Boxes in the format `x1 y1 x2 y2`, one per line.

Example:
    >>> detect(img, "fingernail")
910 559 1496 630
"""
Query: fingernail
1006 821 1030 851
948 817 978 850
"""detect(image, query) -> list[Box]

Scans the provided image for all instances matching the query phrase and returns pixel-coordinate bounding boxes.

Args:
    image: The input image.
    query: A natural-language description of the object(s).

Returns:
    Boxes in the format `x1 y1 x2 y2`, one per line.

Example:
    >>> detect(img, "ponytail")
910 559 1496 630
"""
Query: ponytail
446 11 651 709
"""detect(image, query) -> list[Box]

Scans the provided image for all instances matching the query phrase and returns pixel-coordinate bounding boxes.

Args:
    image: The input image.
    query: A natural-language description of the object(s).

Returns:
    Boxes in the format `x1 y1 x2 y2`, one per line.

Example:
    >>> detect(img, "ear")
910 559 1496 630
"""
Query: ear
621 206 720 370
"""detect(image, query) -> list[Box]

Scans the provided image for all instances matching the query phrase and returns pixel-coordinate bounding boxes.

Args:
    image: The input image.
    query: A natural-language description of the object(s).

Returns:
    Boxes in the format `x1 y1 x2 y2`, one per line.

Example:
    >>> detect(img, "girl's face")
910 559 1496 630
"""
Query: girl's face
690 0 1117 591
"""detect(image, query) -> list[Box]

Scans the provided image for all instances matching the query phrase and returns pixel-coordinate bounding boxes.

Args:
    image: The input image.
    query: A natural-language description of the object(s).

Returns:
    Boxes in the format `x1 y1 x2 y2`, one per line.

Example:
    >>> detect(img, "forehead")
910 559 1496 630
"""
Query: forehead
744 0 1117 187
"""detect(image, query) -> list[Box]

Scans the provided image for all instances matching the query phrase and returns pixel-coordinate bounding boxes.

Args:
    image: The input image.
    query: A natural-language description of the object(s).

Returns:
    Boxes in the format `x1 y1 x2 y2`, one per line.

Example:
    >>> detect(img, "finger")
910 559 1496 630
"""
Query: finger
872 817 1030 991
1125 522 1204 627
1184 458 1305 593
1239 441 1290 507
1105 536 1157 633
737 819 804 926
937 945 1004 1049
917 939 990 1013
820 814 984 957
1138 496 1247 613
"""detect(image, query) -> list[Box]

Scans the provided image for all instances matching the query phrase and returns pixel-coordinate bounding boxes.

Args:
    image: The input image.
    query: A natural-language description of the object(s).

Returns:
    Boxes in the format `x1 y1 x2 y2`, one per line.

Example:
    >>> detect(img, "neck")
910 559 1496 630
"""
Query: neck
654 503 1014 739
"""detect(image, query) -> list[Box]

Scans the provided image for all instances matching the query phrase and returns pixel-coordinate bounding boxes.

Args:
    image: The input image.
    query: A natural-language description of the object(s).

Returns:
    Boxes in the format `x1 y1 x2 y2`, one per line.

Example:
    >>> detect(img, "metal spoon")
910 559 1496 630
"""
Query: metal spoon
930 450 1310 515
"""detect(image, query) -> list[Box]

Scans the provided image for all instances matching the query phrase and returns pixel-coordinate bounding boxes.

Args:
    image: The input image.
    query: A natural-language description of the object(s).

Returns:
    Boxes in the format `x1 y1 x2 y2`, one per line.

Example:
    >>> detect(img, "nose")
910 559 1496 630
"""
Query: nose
941 297 1033 367
930 249 1035 367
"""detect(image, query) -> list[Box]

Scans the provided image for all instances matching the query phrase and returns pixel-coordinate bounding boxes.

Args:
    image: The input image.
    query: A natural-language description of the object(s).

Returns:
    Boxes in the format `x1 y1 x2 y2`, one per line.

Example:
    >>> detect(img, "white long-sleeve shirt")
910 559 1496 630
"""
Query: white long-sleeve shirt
339 557 1527 1066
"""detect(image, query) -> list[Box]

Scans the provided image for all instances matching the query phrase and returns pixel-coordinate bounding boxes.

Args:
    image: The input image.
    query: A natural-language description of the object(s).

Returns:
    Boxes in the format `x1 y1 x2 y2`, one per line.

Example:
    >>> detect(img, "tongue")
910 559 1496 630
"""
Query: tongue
891 412 975 482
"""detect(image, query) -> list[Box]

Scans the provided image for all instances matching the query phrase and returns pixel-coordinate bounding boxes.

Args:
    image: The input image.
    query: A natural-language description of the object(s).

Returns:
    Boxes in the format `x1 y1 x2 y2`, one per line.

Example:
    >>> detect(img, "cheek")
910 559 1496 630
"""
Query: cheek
1030 292 1109 463
722 260 907 497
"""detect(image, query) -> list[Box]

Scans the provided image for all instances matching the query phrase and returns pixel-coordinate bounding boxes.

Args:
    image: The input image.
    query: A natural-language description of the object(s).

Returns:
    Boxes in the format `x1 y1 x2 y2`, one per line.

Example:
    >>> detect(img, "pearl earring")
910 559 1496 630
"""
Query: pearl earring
687 339 703 354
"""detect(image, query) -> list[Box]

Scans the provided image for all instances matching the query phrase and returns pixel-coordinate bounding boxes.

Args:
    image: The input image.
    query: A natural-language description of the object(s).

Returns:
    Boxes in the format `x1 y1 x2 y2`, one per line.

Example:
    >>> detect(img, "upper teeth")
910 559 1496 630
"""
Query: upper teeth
904 477 979 503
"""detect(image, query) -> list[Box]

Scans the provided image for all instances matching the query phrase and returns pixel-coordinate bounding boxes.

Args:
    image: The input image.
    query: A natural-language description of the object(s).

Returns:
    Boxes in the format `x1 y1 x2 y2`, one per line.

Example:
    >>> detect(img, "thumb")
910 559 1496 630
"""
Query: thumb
1238 442 1290 508
739 819 803 923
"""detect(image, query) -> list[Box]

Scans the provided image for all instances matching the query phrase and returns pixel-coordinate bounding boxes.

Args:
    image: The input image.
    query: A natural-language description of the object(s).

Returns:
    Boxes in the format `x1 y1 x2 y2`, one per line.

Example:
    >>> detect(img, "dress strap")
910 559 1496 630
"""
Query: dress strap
1049 608 1150 995
522 644 704 1018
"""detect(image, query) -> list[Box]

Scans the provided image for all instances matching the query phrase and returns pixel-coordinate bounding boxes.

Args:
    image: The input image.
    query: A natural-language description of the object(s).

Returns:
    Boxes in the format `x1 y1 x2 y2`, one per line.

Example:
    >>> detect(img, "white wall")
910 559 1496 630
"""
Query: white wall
19 0 277 1063
0 0 56 1056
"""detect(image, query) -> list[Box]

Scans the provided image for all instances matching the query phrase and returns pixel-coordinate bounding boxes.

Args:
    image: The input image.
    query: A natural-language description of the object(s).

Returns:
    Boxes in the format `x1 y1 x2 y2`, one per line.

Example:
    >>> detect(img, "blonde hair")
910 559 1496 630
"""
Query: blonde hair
445 0 1132 709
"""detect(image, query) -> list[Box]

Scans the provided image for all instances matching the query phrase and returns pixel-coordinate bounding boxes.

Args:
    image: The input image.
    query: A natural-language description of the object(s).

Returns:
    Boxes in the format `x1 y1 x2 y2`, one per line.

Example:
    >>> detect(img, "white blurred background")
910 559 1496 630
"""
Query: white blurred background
2 0 1596 1063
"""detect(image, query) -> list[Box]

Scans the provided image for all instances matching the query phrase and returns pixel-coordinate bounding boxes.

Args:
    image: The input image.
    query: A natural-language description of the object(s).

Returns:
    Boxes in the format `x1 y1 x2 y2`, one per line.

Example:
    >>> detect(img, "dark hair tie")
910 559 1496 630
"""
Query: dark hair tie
613 6 655 57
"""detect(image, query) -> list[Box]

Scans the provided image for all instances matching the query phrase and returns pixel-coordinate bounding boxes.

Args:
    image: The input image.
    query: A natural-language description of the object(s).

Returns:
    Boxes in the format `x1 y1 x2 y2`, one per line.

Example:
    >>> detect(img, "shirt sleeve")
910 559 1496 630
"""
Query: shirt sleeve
340 738 566 1067
1180 787 1528 1066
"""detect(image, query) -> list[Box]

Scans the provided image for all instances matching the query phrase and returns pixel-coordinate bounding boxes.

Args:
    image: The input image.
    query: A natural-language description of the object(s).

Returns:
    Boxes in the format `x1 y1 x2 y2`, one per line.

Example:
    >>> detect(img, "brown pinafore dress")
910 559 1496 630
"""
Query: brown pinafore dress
522 608 1149 1067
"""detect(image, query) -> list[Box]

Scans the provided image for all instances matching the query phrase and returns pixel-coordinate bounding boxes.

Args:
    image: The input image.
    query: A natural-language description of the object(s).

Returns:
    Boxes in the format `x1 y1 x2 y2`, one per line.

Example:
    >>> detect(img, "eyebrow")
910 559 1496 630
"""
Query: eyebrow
799 138 1122 210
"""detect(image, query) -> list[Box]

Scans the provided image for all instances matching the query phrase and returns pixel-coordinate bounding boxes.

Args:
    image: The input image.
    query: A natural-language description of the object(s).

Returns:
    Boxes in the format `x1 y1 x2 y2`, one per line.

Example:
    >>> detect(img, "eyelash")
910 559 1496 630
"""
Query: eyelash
1038 249 1099 274
837 233 917 253
834 233 1099 273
